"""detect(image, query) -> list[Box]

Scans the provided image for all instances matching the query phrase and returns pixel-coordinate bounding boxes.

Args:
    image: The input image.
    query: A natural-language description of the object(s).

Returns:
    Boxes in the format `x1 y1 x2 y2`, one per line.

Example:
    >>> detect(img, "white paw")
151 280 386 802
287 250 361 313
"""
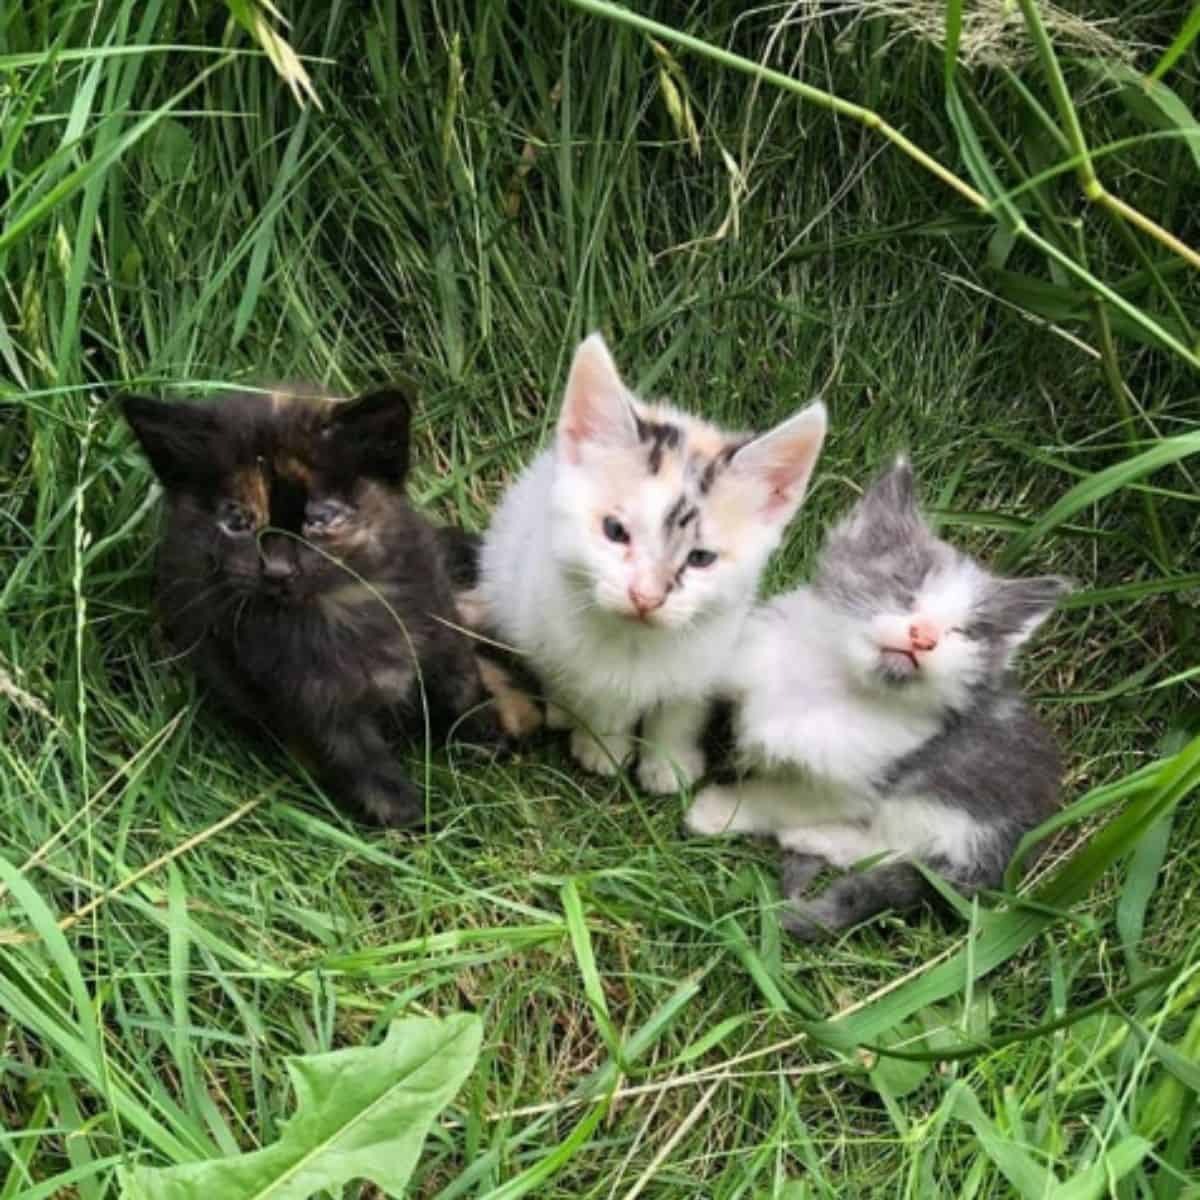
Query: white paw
637 746 705 795
570 728 631 776
684 786 741 836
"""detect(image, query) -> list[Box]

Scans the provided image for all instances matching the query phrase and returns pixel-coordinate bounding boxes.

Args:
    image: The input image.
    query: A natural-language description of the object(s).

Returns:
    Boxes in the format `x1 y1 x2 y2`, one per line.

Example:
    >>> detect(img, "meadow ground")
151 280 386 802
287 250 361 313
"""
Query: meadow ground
1 2 1199 1196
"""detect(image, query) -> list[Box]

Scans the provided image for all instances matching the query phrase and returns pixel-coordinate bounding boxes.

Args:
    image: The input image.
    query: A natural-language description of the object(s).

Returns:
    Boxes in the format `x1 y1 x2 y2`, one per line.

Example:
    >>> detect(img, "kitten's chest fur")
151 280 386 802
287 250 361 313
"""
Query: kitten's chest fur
733 592 1060 836
167 575 418 714
734 595 942 790
548 576 744 705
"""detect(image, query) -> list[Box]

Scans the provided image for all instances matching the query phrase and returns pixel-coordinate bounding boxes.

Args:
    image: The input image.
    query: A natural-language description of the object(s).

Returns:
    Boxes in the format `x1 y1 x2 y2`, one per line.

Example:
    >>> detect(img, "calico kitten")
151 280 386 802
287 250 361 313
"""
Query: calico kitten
476 333 827 793
122 385 502 827
686 460 1068 939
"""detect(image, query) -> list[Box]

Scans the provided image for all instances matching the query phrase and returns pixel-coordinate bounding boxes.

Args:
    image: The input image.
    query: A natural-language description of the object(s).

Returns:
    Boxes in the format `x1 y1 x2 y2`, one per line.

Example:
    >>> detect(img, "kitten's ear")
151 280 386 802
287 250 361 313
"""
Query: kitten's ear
728 401 827 523
976 575 1072 651
864 456 918 517
327 385 413 484
119 395 220 487
557 333 639 464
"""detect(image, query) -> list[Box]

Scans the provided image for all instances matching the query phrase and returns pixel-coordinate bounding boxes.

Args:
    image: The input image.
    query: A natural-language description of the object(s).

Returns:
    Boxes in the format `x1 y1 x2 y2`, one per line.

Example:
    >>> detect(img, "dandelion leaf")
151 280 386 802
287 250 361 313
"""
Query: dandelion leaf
123 1013 481 1200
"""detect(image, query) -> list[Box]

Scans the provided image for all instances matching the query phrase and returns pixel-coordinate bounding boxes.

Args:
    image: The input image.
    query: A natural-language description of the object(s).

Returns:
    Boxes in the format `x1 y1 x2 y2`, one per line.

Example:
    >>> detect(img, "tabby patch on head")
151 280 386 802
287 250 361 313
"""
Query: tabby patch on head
551 333 827 629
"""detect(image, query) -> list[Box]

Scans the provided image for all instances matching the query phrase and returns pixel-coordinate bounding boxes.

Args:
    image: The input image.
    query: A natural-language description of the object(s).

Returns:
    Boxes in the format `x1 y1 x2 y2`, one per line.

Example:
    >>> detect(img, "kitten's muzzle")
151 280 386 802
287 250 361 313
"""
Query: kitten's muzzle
627 585 668 621
260 544 299 596
908 619 939 652
879 621 940 677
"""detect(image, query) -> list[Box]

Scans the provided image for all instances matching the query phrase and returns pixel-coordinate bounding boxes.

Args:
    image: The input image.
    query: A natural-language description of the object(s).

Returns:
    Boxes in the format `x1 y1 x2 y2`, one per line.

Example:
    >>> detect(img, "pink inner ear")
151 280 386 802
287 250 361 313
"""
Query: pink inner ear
737 406 826 521
763 467 800 518
557 337 631 465
759 452 816 519
559 421 586 466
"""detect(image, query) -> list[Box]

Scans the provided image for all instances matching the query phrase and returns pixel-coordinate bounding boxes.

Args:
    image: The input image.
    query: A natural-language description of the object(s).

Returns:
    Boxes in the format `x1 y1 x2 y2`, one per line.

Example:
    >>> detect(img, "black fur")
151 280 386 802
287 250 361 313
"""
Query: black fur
635 415 682 475
121 387 501 827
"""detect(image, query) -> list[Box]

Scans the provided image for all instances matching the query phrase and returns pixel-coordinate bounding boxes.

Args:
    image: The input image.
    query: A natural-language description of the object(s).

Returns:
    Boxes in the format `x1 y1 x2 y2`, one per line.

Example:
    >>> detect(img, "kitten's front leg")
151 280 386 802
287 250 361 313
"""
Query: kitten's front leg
685 779 780 837
306 711 423 828
637 699 708 794
780 852 827 897
566 701 635 776
782 863 927 942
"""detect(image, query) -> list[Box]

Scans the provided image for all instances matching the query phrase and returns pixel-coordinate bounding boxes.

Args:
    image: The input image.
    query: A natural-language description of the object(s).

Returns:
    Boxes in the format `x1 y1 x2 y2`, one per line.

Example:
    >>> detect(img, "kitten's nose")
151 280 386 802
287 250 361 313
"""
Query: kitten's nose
628 586 665 617
261 554 296 583
909 620 939 652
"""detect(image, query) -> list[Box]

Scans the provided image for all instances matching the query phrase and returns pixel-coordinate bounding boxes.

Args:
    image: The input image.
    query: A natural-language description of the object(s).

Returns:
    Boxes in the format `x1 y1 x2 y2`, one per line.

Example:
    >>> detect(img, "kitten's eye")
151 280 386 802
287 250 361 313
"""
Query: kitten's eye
217 502 254 536
304 498 353 532
603 516 630 544
687 549 717 569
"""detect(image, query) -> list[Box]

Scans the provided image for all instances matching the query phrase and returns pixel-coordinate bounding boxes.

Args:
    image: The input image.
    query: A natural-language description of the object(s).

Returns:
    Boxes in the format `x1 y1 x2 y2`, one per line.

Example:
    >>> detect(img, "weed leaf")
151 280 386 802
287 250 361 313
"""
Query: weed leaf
122 1014 482 1200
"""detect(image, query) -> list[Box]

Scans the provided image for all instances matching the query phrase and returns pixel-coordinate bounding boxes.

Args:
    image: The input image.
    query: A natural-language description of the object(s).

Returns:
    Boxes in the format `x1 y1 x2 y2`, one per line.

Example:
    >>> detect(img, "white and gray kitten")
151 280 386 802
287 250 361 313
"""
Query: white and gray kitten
687 460 1068 939
477 333 827 793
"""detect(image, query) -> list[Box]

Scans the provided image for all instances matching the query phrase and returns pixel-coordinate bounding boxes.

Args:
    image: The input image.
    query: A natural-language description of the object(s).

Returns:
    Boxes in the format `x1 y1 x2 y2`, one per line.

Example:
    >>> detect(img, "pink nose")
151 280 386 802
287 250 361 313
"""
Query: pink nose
909 619 939 653
629 587 665 616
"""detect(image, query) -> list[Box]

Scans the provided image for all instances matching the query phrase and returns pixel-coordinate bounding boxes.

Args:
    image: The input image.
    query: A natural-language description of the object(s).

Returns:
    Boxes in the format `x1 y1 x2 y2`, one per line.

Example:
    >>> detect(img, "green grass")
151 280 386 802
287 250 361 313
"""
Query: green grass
2 1 1199 1196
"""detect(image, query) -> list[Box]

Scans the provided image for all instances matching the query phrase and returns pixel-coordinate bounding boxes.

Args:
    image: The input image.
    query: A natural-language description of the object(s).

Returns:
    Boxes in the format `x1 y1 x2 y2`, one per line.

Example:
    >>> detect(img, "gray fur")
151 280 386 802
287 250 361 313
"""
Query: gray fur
779 459 1067 938
814 462 955 620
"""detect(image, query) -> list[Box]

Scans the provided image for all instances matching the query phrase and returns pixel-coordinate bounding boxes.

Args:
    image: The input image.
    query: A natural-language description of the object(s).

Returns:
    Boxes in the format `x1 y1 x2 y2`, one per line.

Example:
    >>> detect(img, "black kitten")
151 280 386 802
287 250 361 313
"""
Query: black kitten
122 385 502 826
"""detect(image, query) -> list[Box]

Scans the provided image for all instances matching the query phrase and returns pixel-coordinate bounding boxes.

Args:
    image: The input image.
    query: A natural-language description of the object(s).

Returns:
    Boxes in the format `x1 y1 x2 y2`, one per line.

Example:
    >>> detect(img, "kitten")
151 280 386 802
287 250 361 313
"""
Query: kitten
476 333 827 793
121 385 503 827
686 459 1068 939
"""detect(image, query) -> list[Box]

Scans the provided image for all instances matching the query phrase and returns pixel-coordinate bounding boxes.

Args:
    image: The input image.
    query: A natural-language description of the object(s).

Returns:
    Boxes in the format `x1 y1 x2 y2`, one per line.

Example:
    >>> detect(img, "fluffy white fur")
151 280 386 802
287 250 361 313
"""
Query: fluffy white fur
687 579 991 869
479 332 827 791
688 514 1062 875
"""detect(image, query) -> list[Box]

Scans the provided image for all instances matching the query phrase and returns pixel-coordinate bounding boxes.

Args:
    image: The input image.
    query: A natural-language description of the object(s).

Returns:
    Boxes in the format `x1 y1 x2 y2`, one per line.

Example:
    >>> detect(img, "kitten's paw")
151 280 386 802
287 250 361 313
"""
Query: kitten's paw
495 689 543 740
780 898 839 942
452 708 509 752
684 786 740 837
637 745 705 795
353 778 425 829
780 852 826 898
570 727 632 776
475 657 544 740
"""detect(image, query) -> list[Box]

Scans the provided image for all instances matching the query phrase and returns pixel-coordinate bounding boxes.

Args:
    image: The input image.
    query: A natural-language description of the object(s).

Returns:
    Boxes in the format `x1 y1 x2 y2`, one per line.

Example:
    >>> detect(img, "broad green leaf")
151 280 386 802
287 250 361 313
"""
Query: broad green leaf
1095 61 1200 174
1128 1013 1200 1100
146 117 196 182
949 1083 1056 1198
867 1019 934 1098
1051 1137 1152 1200
123 1014 482 1200
1116 809 1175 979
991 268 1191 353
